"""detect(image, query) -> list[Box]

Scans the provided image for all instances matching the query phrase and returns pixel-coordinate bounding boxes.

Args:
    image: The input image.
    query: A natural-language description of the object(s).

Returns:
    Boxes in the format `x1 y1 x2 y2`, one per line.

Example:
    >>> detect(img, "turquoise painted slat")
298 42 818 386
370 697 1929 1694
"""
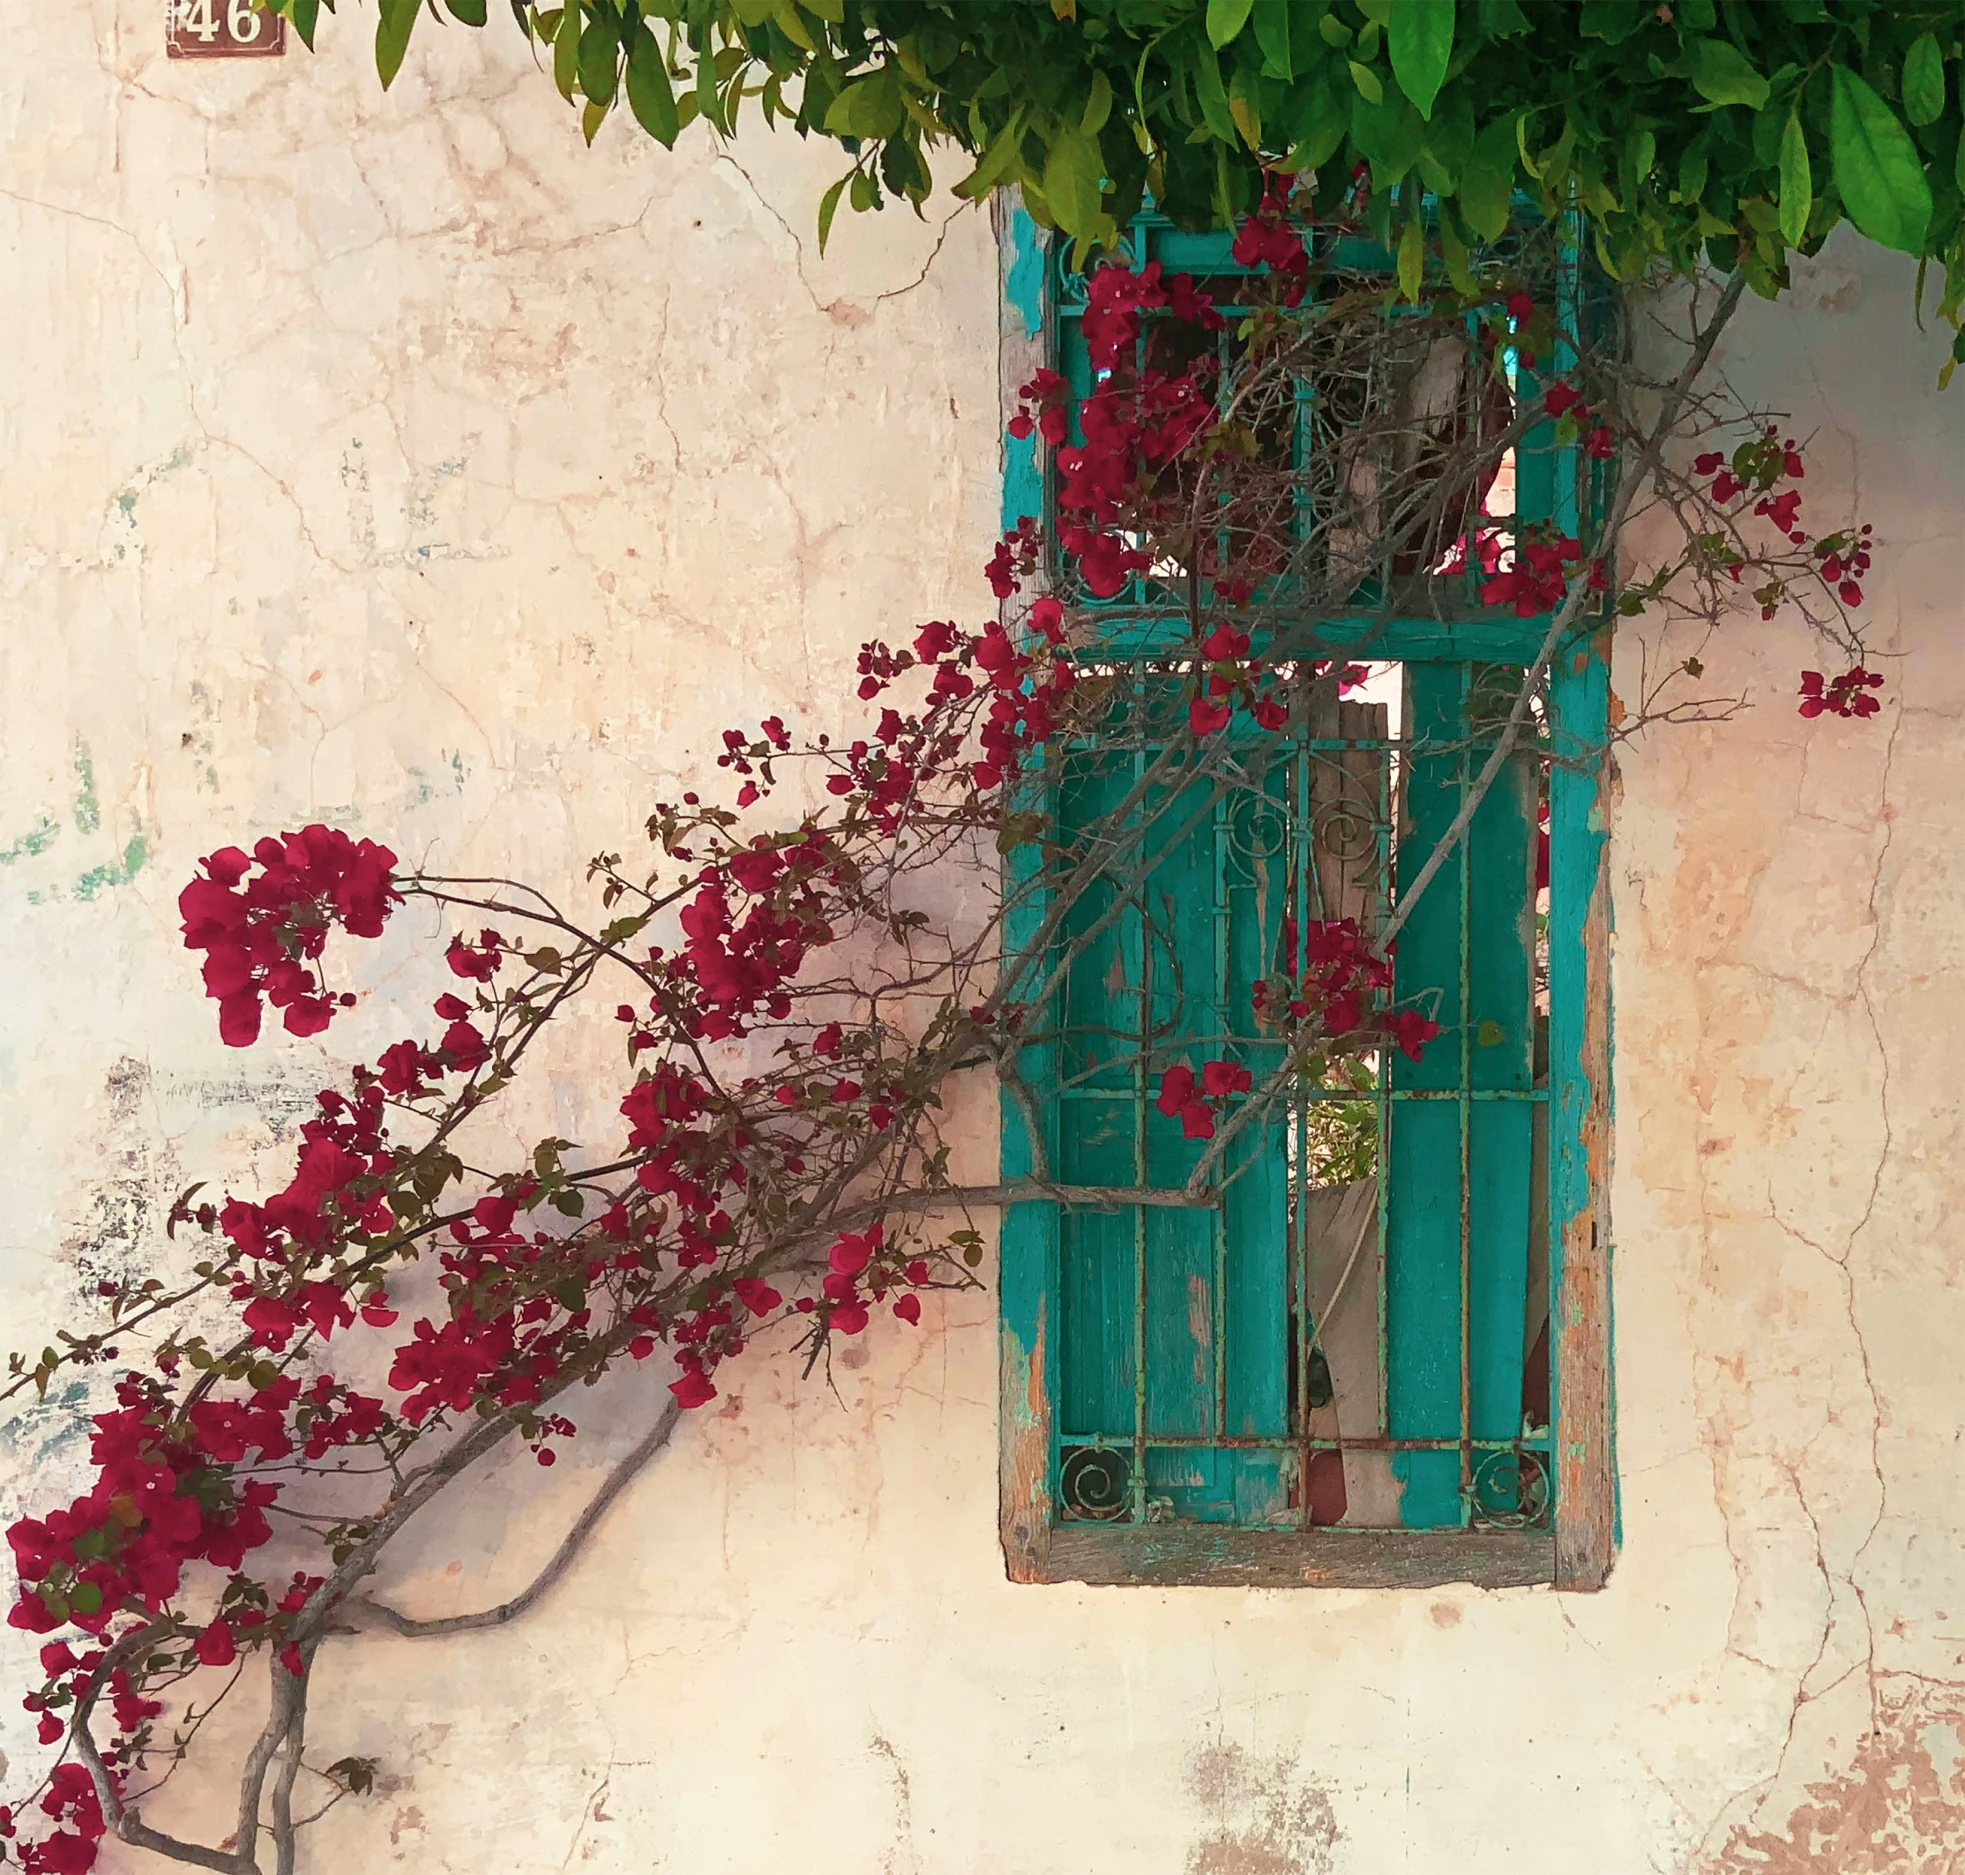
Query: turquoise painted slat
1388 663 1538 1525
1387 664 1469 1525
1056 752 1140 1442
1058 1111 1137 1439
1116 729 1290 1522
1465 696 1537 1478
1221 762 1291 1447
1140 769 1222 1461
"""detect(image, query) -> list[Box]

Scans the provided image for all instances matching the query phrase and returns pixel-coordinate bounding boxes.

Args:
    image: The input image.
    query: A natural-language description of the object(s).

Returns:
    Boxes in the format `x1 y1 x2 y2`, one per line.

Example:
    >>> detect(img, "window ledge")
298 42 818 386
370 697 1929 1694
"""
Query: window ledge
1013 1524 1560 1591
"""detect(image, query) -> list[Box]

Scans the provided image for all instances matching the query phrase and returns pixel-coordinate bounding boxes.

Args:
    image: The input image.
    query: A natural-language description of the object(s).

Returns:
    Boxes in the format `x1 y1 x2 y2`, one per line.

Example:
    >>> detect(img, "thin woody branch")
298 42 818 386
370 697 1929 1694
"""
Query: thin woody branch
347 1399 683 1639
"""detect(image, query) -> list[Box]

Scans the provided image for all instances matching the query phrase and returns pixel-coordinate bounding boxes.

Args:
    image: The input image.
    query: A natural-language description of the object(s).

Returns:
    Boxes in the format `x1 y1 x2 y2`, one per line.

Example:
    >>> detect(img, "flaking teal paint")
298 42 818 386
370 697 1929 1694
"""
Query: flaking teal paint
999 205 1060 1536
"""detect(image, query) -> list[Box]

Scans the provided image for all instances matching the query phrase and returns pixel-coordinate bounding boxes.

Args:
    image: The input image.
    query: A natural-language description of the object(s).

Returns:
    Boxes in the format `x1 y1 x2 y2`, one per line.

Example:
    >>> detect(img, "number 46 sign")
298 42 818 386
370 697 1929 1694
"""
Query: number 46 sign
167 0 285 58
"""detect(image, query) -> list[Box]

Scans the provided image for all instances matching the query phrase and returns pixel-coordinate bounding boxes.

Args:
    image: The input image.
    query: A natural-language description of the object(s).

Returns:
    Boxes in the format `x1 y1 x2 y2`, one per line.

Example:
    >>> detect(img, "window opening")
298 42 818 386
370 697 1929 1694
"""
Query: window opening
998 203 1613 1587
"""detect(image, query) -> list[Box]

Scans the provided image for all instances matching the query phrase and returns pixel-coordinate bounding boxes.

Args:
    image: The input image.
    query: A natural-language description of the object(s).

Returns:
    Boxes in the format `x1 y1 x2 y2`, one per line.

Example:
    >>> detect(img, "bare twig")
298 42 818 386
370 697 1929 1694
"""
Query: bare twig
348 1399 683 1638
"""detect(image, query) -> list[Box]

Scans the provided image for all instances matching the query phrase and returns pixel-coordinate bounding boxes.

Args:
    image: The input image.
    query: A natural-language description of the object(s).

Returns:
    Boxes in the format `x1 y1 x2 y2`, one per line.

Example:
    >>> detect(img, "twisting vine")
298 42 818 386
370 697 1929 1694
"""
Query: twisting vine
0 187 1884 1873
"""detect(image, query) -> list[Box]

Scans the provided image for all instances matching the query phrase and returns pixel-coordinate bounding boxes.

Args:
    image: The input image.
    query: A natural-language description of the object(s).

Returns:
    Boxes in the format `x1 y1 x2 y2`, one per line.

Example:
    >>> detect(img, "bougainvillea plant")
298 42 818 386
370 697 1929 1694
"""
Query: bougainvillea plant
0 190 1883 1873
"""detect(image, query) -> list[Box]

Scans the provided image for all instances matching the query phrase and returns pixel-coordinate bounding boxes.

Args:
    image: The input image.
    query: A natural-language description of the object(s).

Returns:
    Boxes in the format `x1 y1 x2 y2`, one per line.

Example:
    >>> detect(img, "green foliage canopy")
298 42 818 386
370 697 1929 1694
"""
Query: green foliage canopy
283 0 1965 352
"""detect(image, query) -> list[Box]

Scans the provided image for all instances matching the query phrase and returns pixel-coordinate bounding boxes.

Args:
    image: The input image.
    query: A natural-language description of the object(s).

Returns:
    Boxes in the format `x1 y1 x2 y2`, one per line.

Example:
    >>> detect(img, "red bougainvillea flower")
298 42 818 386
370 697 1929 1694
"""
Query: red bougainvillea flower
669 1367 717 1410
1201 1059 1252 1097
194 1618 237 1667
179 826 400 1047
1798 667 1885 719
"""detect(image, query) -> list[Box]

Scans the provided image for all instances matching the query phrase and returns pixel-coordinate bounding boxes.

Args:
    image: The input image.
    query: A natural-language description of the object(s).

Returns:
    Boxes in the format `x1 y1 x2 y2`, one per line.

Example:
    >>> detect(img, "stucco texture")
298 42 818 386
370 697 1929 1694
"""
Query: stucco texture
3 6 1965 1870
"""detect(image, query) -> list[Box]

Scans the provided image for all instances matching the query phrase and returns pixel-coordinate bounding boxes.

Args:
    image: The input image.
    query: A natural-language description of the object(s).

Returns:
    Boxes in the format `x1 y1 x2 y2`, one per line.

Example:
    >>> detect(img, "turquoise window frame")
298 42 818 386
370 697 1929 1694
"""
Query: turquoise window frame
994 203 1615 1592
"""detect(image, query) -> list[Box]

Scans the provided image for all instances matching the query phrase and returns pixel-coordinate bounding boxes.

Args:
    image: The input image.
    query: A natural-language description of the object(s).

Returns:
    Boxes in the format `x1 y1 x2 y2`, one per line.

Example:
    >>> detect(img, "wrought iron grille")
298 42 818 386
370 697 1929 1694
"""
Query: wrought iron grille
1041 664 1551 1534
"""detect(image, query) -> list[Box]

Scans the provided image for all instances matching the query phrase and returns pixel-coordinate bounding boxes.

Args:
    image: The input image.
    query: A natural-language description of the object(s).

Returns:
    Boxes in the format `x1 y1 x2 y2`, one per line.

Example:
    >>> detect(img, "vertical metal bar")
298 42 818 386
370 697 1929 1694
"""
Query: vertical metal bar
1214 788 1230 1449
1459 676 1475 1521
1294 727 1313 1526
1131 709 1149 1522
1375 683 1396 1523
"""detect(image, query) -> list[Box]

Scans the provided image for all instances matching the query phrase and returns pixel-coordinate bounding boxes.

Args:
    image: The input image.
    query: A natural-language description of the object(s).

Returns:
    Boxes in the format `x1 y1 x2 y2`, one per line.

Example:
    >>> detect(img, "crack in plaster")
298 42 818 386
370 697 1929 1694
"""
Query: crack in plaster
1685 708 1948 1869
715 149 967 328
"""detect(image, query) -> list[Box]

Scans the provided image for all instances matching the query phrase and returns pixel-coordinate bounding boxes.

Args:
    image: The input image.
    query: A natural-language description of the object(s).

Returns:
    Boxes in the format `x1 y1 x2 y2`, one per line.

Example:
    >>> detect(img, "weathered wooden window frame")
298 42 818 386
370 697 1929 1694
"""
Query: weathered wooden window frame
992 198 1615 1593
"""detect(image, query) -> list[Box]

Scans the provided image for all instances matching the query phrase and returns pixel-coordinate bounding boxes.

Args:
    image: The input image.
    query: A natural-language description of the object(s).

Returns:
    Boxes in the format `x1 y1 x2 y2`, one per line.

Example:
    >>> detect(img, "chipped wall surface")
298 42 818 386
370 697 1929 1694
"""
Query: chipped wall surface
5 7 1965 1871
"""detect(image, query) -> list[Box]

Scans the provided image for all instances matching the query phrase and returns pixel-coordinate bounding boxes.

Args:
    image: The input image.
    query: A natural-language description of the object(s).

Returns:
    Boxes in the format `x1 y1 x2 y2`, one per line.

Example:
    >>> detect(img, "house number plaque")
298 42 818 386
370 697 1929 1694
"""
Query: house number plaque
166 0 285 59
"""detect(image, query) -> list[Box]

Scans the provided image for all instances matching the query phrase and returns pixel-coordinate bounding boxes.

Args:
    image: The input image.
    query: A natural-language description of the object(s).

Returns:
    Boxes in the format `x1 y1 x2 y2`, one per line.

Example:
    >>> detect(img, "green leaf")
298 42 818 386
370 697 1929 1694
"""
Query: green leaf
1457 110 1519 240
695 30 722 133
1251 0 1292 79
626 24 678 143
1041 127 1107 238
1206 0 1254 51
1903 31 1945 129
824 70 904 140
444 0 488 24
1690 38 1770 112
1353 84 1424 190
1191 36 1240 143
1388 0 1453 121
1676 133 1710 205
816 170 849 250
1777 111 1810 247
1348 60 1382 106
290 0 319 48
68 1580 103 1617
952 109 1027 199
1439 213 1474 292
578 11 619 107
375 0 419 90
1228 66 1262 148
1578 0 1643 42
1396 216 1424 300
1081 68 1112 135
1279 71 1347 171
553 0 580 102
1830 63 1933 255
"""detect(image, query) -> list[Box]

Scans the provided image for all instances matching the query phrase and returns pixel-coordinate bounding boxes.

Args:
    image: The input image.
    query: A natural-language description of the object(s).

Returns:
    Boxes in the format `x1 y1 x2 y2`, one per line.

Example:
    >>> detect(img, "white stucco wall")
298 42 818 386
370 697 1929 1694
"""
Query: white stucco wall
4 7 1965 1870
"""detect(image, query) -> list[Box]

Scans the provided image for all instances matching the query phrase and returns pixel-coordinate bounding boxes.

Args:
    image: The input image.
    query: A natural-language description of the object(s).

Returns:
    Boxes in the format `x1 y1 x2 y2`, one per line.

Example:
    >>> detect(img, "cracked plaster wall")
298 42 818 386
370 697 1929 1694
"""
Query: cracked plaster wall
4 6 1965 1871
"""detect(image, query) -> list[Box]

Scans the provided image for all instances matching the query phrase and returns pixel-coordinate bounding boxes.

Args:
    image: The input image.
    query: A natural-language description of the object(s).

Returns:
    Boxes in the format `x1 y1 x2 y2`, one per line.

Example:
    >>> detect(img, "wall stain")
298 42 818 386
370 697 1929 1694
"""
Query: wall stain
0 813 57 866
72 739 100 835
1184 1742 1341 1875
61 1057 176 1296
1705 1678 1965 1872
870 1733 920 1875
4 742 150 902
